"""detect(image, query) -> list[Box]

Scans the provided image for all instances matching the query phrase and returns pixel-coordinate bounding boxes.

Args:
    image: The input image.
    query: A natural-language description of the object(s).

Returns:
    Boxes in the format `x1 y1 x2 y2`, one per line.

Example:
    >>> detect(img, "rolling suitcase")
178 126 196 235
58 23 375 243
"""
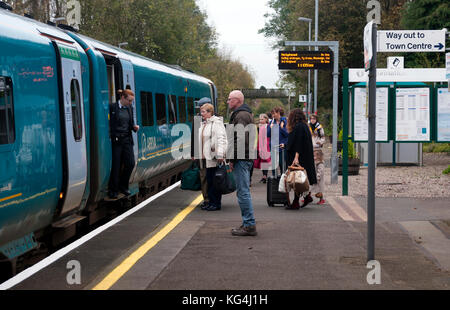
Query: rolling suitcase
266 149 288 207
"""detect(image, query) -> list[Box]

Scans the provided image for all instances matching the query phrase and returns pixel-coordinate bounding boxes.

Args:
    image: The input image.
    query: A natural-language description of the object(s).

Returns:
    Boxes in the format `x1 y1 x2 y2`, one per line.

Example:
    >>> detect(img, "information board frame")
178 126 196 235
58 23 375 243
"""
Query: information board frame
436 86 450 143
394 85 432 143
351 85 390 142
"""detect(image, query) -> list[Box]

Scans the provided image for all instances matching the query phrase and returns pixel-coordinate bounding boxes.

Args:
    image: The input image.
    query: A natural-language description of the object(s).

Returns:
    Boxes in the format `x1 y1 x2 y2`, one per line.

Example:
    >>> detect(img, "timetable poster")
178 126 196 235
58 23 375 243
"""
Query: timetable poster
437 88 450 142
353 87 388 141
395 88 430 141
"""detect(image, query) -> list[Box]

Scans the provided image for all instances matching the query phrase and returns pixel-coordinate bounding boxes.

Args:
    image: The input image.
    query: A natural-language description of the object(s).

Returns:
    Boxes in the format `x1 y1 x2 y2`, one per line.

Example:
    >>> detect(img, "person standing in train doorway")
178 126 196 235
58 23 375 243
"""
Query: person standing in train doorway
227 90 257 236
108 89 139 199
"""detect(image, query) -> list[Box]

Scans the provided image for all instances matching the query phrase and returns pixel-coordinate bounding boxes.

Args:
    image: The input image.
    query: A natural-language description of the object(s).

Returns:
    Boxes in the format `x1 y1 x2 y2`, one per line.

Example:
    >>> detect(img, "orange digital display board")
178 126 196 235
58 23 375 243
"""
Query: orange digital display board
279 51 333 70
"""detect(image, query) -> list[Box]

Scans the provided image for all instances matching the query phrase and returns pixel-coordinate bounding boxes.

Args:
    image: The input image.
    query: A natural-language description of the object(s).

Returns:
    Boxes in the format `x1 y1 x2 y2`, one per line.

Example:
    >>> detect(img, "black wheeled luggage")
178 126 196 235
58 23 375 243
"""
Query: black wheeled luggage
266 149 288 207
267 176 288 207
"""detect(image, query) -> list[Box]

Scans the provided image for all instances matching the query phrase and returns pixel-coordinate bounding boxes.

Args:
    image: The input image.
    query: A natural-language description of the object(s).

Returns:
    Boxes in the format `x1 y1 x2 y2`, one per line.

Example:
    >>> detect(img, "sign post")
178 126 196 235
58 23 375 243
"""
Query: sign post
365 21 377 262
283 41 339 184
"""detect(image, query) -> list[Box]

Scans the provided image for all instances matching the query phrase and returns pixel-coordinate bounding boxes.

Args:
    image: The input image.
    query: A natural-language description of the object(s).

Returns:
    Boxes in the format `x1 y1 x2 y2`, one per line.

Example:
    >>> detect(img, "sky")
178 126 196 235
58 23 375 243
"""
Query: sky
197 0 280 89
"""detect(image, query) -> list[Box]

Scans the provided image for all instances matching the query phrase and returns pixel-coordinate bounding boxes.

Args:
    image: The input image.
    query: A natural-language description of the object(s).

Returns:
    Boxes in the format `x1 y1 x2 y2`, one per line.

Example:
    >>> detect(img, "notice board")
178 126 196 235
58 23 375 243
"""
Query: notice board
395 88 430 142
353 87 389 142
437 88 450 142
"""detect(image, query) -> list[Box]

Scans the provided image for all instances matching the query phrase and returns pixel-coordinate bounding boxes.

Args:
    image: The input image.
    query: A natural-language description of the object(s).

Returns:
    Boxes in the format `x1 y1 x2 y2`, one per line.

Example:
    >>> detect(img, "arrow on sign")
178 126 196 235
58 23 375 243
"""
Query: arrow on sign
434 43 444 50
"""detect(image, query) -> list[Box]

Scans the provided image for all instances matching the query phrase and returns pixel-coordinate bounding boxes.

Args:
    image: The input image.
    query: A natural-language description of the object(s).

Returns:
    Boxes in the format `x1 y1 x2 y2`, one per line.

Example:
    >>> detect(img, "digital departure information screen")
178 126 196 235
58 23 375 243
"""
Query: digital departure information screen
278 51 333 70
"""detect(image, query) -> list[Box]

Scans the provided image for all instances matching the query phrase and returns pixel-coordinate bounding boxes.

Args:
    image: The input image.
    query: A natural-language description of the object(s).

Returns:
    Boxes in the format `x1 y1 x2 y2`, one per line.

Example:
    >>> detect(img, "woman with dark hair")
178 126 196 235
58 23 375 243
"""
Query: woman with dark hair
285 109 317 209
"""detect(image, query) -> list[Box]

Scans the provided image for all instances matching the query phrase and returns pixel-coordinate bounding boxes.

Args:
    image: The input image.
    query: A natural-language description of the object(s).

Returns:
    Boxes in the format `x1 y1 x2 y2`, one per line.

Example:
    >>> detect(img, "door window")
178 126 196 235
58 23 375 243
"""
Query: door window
0 77 15 144
70 79 83 141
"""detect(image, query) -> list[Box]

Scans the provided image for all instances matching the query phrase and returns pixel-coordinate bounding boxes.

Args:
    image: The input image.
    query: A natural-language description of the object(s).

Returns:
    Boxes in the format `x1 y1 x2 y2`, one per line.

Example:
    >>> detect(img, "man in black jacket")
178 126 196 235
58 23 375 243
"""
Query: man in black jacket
227 90 257 236
108 89 139 199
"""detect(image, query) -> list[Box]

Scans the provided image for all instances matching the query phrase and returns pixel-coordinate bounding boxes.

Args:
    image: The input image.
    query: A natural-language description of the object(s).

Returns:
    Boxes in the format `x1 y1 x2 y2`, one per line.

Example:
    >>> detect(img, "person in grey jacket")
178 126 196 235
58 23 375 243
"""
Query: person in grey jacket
227 90 257 236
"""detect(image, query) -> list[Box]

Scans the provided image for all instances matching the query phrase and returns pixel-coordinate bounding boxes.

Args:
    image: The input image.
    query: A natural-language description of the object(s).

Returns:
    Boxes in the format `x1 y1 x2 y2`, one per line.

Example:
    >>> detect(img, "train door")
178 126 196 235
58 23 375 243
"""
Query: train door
54 42 87 216
209 83 218 112
119 59 138 183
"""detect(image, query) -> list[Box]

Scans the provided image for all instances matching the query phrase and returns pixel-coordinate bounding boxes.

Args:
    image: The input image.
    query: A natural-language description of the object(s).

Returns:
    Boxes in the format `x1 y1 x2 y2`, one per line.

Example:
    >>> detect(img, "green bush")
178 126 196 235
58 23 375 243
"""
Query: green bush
443 165 450 175
423 143 450 153
338 129 358 159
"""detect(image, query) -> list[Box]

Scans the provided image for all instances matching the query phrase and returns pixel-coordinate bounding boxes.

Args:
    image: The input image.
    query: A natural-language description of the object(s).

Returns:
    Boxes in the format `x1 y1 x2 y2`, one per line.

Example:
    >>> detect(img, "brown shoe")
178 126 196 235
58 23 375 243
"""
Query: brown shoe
231 225 257 236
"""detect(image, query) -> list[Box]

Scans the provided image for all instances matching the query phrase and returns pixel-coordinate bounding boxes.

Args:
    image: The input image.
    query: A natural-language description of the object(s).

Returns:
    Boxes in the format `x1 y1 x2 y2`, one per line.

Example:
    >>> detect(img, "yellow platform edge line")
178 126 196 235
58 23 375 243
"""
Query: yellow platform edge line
92 194 203 290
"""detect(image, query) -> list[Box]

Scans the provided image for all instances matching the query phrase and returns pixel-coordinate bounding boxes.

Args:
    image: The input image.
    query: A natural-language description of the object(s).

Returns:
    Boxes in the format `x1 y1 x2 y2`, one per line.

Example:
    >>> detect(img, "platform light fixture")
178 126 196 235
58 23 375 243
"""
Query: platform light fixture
54 17 65 25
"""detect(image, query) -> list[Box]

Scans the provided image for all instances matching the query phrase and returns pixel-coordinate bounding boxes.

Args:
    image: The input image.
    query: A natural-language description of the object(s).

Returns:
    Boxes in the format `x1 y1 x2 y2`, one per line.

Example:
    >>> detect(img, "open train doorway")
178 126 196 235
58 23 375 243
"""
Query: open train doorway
102 54 138 184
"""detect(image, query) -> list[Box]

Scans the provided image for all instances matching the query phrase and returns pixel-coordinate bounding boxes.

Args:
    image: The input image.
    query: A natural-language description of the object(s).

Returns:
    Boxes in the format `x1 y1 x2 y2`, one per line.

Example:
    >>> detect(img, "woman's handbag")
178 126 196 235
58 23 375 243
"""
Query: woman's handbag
213 162 236 195
286 164 310 195
180 161 201 191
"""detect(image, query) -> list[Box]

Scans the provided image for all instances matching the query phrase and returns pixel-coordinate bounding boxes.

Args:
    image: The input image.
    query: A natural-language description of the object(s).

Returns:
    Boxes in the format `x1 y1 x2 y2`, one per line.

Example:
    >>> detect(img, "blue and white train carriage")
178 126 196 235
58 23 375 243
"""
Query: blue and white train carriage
0 6 217 272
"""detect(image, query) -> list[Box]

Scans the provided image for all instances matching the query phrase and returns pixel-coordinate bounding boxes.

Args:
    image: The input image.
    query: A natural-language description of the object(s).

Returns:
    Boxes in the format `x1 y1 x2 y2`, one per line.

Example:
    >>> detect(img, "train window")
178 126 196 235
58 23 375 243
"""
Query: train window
0 77 15 144
178 96 186 123
187 97 194 123
168 95 177 124
140 91 154 127
155 93 167 126
70 79 83 141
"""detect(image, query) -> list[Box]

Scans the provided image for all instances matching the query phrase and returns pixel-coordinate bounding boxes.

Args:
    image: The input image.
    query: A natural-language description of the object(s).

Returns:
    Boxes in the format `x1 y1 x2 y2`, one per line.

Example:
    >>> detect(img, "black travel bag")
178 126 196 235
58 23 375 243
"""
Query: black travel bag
266 149 288 207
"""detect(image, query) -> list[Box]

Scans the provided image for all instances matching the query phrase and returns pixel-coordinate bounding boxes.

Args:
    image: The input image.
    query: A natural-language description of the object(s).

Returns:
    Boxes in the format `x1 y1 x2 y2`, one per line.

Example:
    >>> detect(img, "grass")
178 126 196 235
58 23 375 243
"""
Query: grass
423 143 450 153
443 165 450 175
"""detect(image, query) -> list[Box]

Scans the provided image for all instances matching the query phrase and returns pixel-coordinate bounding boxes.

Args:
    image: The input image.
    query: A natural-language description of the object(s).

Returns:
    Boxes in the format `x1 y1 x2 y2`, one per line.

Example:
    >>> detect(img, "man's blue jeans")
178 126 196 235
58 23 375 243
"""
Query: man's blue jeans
233 160 256 227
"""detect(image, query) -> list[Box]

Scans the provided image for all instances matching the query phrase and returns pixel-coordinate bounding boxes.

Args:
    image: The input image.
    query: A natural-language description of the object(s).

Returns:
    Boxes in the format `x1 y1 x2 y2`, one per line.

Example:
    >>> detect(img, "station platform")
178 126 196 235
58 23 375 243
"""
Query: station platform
2 168 449 292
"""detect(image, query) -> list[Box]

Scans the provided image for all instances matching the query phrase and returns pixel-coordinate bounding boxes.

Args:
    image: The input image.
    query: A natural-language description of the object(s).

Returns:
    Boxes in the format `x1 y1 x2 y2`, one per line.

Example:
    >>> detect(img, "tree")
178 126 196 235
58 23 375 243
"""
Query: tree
5 0 256 116
259 0 413 111
400 0 449 68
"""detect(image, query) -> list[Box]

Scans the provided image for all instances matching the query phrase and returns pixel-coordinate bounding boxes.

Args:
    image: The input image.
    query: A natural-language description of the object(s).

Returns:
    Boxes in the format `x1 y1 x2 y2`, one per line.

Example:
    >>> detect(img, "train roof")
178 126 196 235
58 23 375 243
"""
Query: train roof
0 8 213 86
71 33 213 85
0 8 77 45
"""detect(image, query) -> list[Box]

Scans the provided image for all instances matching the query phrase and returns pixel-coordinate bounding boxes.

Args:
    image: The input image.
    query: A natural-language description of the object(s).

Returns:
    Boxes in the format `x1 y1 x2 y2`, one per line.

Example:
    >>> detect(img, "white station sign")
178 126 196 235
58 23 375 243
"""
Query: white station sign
349 68 446 82
378 30 445 52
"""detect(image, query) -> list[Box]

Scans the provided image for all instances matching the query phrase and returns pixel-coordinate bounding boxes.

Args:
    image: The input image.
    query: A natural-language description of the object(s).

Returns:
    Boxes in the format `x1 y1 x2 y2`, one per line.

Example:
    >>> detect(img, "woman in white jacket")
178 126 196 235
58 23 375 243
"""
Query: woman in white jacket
199 103 228 211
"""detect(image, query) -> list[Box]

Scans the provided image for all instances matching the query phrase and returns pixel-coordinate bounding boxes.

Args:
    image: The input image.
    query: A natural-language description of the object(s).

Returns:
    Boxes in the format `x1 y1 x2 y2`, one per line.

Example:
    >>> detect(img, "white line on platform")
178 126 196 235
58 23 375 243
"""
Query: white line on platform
0 181 182 290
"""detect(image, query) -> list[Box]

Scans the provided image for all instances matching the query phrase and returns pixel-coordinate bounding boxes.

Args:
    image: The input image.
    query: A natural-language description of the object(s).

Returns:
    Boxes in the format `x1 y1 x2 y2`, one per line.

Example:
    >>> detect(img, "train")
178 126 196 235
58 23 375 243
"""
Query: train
0 5 217 277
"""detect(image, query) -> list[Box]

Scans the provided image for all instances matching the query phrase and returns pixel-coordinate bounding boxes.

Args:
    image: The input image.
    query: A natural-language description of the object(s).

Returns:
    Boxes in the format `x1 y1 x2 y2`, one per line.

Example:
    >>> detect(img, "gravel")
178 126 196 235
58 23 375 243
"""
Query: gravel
322 145 450 198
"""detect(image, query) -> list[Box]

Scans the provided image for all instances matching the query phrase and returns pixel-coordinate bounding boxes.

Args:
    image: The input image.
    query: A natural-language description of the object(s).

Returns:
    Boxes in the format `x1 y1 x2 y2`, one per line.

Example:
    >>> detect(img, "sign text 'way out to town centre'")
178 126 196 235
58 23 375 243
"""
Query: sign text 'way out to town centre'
377 30 446 52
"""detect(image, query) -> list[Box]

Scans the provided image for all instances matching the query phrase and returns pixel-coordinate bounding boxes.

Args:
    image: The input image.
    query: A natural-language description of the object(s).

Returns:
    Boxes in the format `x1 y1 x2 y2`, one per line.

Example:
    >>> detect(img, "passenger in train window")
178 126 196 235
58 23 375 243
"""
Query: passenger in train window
108 89 139 199
228 90 257 236
198 103 228 211
285 109 317 209
191 97 212 209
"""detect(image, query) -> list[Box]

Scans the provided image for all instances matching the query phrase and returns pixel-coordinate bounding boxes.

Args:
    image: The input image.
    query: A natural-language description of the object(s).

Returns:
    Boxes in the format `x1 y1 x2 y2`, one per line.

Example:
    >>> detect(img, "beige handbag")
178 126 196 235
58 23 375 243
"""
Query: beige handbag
286 164 310 195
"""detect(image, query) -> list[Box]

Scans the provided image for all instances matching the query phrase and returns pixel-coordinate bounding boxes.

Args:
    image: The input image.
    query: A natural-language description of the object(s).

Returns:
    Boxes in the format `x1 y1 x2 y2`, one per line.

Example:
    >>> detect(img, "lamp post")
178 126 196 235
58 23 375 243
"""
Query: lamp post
314 0 319 114
298 17 311 117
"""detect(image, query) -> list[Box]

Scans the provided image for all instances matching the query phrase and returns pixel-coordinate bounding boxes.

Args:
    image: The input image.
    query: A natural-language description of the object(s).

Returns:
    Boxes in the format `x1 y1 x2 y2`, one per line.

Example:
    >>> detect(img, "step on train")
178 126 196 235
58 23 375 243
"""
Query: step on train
0 5 217 279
